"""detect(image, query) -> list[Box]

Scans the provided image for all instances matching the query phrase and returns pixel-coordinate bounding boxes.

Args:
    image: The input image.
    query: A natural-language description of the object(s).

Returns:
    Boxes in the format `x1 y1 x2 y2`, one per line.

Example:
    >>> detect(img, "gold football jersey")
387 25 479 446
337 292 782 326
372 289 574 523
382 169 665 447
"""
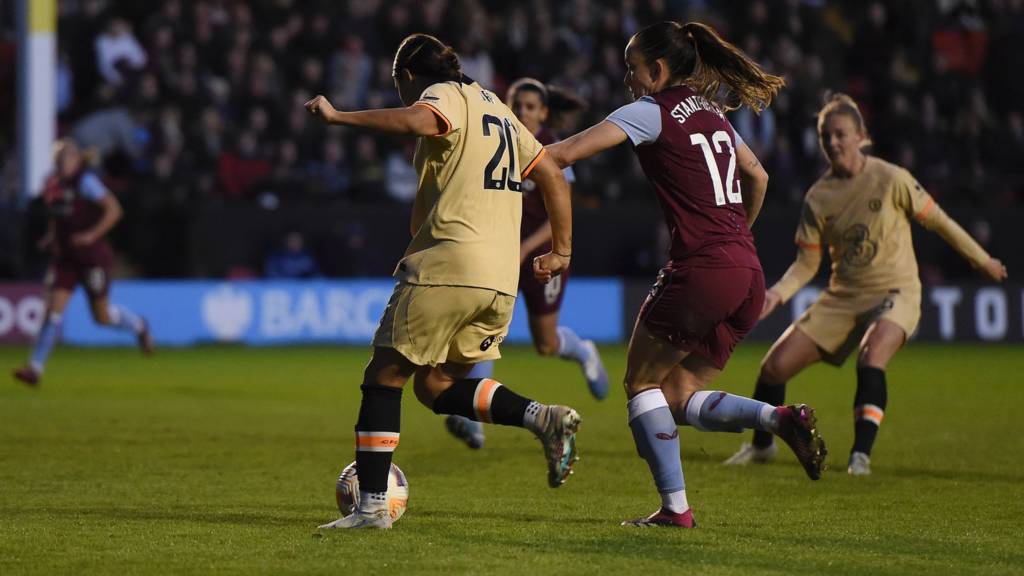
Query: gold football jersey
395 79 546 296
797 157 959 291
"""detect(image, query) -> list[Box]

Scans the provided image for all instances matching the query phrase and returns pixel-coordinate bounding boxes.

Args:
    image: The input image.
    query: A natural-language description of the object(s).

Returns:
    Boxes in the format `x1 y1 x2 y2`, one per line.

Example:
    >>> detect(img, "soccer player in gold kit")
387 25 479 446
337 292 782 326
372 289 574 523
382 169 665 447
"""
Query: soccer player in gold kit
304 34 580 529
726 94 1008 475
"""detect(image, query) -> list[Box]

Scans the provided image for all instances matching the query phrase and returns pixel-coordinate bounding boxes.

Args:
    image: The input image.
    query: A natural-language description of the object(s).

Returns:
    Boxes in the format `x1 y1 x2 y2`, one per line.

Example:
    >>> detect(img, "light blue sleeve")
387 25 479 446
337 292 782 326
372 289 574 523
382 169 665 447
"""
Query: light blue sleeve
605 96 662 146
562 166 576 184
728 120 746 148
78 172 109 202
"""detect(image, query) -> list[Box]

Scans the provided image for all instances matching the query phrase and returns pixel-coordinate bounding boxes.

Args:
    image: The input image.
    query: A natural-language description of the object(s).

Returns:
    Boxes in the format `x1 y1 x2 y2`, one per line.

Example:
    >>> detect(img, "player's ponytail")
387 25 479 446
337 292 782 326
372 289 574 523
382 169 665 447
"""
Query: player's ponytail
631 21 783 113
680 22 784 113
393 34 462 82
817 92 872 148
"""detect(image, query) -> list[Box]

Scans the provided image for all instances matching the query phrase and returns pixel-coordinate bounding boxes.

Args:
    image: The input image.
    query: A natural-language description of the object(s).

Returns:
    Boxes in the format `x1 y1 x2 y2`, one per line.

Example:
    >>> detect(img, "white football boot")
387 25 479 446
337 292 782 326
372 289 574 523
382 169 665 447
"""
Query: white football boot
534 405 581 488
723 441 778 465
847 451 872 476
318 508 392 530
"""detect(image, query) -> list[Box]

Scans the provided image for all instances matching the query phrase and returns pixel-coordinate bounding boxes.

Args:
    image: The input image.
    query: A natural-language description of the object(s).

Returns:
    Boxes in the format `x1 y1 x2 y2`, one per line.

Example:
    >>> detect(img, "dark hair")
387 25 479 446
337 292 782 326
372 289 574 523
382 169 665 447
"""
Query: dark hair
507 77 549 106
630 21 784 113
393 33 461 81
817 92 872 147
506 78 587 118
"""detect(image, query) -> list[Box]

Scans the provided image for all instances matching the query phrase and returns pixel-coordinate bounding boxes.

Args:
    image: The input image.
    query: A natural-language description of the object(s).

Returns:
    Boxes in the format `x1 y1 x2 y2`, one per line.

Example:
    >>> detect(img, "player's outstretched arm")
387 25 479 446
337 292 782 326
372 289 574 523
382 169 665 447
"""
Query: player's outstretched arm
530 152 573 283
763 247 822 319
736 143 768 227
545 121 628 168
304 95 442 136
914 201 1008 282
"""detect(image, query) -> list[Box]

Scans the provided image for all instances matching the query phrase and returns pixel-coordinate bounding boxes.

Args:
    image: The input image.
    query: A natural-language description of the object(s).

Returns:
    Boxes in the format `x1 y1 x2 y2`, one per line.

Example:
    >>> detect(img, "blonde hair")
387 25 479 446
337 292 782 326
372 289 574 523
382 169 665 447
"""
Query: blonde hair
817 92 872 148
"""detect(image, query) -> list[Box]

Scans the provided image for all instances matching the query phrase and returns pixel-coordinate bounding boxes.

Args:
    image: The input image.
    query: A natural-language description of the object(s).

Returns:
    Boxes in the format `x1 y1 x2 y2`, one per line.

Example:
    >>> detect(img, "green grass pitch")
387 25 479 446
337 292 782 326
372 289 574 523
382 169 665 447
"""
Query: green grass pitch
1 344 1022 575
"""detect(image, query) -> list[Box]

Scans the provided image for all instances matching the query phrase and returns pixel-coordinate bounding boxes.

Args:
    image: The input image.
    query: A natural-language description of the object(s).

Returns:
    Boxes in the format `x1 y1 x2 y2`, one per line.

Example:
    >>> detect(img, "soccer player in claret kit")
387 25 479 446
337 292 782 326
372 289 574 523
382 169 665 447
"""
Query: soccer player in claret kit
445 78 608 450
13 139 153 387
304 34 581 530
725 94 1008 475
547 21 826 527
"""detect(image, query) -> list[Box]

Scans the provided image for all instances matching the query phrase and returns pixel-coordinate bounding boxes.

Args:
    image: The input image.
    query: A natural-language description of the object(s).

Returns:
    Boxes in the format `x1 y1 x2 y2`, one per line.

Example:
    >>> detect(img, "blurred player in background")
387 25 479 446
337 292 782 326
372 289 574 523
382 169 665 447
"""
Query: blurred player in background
726 94 1008 475
13 139 153 387
445 78 608 450
304 33 580 530
547 21 825 528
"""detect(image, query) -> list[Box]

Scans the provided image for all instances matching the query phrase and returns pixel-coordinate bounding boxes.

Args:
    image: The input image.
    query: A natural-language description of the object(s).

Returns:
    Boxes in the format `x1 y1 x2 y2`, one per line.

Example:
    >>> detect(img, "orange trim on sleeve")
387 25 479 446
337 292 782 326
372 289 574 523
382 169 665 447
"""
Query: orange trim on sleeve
797 240 822 252
521 148 547 179
412 102 452 136
914 198 936 222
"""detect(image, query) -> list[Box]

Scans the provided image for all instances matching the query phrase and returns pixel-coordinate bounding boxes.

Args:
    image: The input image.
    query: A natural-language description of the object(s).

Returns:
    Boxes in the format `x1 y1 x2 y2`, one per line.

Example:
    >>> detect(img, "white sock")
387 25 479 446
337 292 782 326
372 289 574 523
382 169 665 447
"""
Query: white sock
358 490 388 512
523 402 545 434
661 490 689 514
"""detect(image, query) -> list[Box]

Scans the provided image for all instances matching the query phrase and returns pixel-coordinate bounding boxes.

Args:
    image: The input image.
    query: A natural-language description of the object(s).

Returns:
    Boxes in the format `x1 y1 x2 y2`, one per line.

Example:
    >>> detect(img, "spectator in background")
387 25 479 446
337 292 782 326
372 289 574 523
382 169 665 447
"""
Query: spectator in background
94 17 147 86
264 232 321 279
218 132 272 200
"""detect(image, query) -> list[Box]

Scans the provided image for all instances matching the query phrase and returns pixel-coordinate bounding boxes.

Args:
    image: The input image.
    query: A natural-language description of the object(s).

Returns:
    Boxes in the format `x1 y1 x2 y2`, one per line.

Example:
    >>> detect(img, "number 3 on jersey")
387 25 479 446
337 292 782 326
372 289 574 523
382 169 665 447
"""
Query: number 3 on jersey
691 130 741 206
482 114 522 192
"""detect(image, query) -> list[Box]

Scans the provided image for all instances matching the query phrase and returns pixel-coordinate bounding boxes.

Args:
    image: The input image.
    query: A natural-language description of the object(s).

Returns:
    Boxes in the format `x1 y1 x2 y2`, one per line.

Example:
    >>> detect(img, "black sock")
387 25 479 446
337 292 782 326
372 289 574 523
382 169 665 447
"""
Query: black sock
354 384 402 494
752 378 786 448
852 366 887 456
432 378 534 427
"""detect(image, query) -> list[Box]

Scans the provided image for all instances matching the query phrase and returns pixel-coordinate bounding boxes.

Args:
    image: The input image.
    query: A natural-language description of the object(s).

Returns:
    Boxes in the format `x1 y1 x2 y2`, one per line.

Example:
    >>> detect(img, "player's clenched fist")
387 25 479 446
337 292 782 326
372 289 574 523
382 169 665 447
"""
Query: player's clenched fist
305 95 339 123
759 289 783 320
533 252 570 284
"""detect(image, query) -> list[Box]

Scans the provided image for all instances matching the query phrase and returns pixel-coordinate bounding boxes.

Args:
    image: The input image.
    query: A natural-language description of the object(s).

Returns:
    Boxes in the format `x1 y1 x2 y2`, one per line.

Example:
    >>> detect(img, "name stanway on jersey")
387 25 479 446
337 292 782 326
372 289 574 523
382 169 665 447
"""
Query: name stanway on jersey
396 78 545 296
608 84 760 270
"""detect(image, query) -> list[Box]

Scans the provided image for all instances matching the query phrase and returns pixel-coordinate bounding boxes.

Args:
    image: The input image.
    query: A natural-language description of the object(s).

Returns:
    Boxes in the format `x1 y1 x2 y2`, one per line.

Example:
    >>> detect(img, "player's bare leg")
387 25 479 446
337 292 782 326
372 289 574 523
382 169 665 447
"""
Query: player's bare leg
13 288 73 387
848 319 906 476
726 325 822 466
620 321 696 527
529 311 608 399
89 295 153 355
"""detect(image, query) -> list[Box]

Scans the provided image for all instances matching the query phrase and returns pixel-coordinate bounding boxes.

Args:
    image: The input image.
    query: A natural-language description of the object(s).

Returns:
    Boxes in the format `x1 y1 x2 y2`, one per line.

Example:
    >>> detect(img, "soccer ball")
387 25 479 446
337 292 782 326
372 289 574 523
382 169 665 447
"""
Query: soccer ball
335 461 409 521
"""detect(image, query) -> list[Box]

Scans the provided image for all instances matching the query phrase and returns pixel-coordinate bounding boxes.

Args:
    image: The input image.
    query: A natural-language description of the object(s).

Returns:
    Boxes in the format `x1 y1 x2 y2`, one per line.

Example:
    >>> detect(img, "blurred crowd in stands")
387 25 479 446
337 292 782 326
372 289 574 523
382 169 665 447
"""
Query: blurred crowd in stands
0 0 1022 278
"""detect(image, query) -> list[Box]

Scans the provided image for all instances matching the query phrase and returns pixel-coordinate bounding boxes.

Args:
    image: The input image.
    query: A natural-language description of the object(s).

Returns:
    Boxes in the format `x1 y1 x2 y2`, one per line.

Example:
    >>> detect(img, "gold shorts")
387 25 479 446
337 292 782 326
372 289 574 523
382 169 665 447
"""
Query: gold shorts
372 282 515 367
796 287 921 365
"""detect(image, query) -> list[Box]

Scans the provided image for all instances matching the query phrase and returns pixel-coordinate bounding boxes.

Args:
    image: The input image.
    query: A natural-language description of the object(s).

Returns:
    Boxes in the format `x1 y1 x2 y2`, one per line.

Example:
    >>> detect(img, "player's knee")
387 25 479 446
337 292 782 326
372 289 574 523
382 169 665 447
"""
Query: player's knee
533 339 559 357
413 379 436 410
759 355 790 385
91 307 111 325
856 347 888 370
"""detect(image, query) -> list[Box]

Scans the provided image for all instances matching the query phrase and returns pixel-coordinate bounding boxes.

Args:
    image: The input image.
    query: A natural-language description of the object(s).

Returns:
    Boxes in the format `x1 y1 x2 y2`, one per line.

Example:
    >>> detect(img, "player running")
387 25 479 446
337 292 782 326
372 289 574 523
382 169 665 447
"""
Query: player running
305 33 580 530
546 21 825 528
725 94 1008 475
13 139 153 387
445 78 608 450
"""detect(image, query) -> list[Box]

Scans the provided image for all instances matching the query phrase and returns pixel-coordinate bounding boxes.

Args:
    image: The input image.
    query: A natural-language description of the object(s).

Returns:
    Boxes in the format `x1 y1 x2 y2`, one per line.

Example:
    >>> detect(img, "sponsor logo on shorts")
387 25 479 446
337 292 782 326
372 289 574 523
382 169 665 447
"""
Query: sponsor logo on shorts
479 334 505 351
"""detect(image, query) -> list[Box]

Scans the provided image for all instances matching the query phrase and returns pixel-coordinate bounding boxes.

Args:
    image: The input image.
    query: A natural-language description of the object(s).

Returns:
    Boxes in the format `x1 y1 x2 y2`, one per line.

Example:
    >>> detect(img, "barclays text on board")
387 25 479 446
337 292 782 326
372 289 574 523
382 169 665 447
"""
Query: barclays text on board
0 281 1020 346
